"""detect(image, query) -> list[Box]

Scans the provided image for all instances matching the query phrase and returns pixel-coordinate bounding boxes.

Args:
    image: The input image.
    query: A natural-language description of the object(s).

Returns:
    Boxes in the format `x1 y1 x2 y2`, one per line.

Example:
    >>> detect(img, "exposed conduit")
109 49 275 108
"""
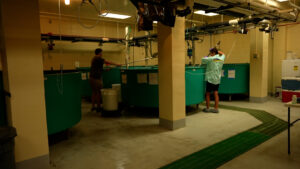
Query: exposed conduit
289 0 300 10
213 0 295 21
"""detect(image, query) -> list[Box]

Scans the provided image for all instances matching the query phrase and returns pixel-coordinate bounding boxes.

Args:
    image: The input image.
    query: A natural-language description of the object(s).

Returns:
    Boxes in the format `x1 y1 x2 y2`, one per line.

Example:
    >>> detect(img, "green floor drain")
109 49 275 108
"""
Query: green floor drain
160 105 287 169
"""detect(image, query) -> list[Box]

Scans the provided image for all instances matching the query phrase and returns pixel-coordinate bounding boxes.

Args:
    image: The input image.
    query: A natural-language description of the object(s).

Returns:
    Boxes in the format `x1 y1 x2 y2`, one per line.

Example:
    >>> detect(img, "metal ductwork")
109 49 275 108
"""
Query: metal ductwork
41 34 124 44
289 0 300 10
186 17 263 33
193 2 246 17
210 0 297 22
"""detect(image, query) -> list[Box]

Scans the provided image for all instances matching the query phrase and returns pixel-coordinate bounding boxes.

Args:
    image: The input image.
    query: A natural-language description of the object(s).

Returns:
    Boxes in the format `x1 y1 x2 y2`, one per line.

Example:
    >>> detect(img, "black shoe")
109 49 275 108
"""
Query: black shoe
96 107 102 113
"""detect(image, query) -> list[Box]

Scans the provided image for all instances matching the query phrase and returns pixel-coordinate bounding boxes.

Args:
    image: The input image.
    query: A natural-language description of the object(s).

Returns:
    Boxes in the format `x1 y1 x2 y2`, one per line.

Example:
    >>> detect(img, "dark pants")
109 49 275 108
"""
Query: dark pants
206 82 219 92
205 82 220 110
90 77 103 109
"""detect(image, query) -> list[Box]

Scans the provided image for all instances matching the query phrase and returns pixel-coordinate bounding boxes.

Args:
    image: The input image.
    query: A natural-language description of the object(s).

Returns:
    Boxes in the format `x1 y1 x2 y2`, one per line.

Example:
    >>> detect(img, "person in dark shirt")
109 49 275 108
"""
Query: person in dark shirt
90 48 120 112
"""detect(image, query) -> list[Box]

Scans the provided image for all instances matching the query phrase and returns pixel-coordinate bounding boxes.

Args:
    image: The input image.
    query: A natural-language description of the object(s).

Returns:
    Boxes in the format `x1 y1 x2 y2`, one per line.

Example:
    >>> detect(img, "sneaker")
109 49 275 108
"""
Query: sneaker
202 108 210 113
210 109 219 113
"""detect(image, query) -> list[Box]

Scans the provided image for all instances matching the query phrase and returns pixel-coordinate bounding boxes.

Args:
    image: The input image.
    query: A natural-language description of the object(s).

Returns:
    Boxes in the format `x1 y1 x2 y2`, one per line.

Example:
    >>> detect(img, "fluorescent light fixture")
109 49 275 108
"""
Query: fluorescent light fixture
277 0 288 2
65 0 70 5
258 0 278 7
266 0 278 6
194 10 219 16
99 13 131 19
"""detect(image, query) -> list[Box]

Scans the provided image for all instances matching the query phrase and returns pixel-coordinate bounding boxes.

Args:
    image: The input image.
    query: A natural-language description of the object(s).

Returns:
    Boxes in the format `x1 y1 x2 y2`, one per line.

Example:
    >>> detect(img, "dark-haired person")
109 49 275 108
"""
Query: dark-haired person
90 48 121 112
201 48 225 113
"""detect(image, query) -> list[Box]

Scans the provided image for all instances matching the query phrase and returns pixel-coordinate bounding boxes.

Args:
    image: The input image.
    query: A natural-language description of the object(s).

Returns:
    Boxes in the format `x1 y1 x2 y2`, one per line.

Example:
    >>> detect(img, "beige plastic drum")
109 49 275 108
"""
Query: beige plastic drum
112 84 122 103
101 89 118 111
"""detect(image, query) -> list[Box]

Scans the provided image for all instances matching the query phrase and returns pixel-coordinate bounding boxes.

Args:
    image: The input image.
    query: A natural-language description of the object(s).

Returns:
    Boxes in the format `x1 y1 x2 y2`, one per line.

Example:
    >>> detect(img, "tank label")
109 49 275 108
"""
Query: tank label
149 73 158 85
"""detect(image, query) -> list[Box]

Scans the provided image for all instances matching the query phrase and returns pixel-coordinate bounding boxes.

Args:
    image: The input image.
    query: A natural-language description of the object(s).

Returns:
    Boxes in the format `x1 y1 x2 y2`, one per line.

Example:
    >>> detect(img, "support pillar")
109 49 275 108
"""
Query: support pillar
157 17 186 130
249 28 270 103
0 0 50 169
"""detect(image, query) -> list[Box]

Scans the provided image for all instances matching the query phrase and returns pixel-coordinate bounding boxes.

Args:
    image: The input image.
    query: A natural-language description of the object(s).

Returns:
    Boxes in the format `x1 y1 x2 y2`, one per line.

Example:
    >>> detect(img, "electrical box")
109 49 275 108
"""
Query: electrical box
253 53 259 59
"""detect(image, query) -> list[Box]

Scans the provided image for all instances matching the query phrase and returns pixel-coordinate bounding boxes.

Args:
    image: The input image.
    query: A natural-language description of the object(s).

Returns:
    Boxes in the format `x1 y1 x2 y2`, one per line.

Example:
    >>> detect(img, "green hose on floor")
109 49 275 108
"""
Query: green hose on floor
160 105 287 169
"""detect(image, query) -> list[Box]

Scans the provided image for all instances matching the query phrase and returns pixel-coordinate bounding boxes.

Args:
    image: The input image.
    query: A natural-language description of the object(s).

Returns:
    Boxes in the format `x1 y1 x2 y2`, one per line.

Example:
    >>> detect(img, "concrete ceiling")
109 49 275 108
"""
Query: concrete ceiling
38 0 234 25
39 0 300 25
39 0 137 22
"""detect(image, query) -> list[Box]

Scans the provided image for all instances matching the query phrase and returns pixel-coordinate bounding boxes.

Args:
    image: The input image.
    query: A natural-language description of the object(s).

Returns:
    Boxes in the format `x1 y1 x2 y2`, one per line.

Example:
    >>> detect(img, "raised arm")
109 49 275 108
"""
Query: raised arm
202 55 220 64
202 53 225 64
104 60 121 66
218 51 224 55
202 56 213 64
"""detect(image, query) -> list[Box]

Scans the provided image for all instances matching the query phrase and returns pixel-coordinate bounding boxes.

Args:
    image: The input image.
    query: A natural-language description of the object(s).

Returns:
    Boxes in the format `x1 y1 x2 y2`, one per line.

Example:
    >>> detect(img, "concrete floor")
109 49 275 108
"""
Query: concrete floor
49 98 300 169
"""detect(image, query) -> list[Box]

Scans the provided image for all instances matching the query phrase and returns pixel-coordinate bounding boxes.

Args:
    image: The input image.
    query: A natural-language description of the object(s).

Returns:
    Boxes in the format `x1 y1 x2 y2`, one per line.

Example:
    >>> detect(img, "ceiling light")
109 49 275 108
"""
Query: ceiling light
277 0 288 2
259 0 278 7
99 13 131 19
194 10 219 16
65 0 70 5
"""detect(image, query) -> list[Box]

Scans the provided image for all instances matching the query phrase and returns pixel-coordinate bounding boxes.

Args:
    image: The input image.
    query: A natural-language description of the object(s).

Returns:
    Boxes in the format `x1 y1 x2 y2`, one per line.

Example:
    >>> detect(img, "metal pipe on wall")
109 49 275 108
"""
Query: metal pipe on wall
192 40 196 66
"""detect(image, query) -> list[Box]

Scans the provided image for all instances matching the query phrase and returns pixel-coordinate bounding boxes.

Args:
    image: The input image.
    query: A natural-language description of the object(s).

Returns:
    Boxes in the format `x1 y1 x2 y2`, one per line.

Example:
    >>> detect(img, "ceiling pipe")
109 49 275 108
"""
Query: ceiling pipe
41 34 124 43
212 0 295 21
248 1 296 21
193 2 246 17
186 19 205 24
185 17 263 33
42 17 264 46
39 12 136 25
250 1 294 14
278 9 294 13
289 0 300 10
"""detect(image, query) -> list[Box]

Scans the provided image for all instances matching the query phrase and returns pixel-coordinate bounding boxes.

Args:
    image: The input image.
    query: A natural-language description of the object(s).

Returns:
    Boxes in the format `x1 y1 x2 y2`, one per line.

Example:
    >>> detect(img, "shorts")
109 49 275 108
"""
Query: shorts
89 78 103 93
206 82 219 93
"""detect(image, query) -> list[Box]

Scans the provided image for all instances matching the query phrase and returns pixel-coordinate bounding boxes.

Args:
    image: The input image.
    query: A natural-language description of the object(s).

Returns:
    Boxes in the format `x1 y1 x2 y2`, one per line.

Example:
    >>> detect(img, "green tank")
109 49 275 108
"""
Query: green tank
76 67 92 97
44 72 82 135
186 67 206 105
77 67 122 97
219 64 249 94
121 66 206 108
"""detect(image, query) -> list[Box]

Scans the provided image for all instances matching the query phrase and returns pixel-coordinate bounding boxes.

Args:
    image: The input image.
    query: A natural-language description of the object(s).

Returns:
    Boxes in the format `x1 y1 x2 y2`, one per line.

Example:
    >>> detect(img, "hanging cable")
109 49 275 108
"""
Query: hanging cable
58 0 62 40
77 0 108 29
56 64 64 95
225 36 238 60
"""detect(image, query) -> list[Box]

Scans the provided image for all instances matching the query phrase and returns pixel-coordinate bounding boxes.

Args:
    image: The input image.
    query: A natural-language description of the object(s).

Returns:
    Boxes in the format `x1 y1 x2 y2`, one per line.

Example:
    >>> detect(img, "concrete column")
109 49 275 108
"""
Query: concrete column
157 17 186 130
273 27 287 93
0 0 50 169
249 28 270 102
268 33 274 96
